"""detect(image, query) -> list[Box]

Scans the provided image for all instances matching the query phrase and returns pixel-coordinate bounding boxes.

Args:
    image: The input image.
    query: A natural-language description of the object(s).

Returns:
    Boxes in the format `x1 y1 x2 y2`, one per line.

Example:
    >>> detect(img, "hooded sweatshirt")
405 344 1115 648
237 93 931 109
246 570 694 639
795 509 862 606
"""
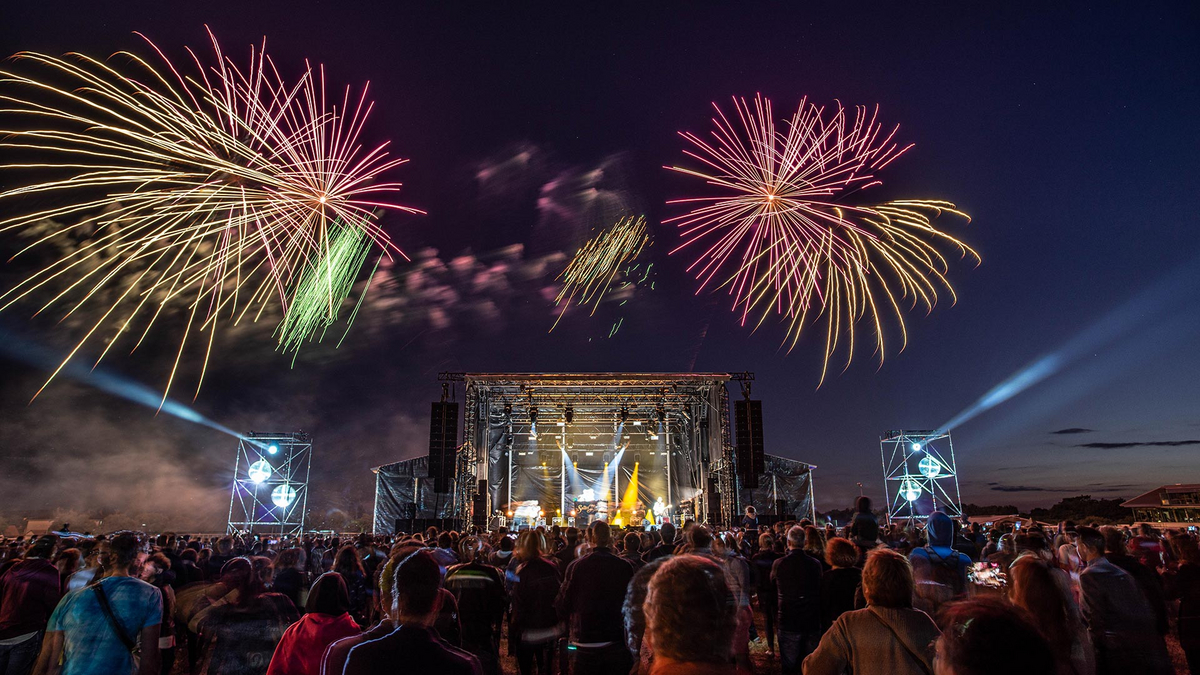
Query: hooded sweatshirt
266 611 360 675
908 512 971 614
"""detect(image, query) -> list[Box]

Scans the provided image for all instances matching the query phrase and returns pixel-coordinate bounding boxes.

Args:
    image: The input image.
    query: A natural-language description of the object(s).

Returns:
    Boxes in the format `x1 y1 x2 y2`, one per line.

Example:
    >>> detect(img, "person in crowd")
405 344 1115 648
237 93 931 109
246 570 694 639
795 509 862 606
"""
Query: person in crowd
641 555 739 675
802 527 828 572
175 548 203 588
1057 523 1084 576
342 550 480 675
188 556 299 675
555 521 635 675
142 552 178 675
65 540 107 593
849 496 880 564
751 533 782 657
1008 555 1094 675
487 535 514 569
980 529 1001 559
1098 526 1168 636
933 598 1057 675
52 549 81 595
1169 534 1200 675
621 533 646 572
271 548 307 612
509 531 562 675
1127 523 1168 570
0 535 62 675
205 536 235 579
909 512 971 615
554 528 581 569
35 532 162 675
742 506 759 530
444 537 506 675
644 523 677 562
432 532 461 570
803 548 939 675
819 537 861 632
334 546 371 626
1074 526 1171 675
322 556 403 675
771 525 823 673
267 572 359 675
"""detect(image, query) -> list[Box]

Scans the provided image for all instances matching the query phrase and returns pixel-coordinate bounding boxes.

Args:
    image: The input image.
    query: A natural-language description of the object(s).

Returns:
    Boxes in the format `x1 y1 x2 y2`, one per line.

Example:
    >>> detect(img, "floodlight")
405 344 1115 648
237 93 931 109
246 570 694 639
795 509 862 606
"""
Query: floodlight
248 460 272 484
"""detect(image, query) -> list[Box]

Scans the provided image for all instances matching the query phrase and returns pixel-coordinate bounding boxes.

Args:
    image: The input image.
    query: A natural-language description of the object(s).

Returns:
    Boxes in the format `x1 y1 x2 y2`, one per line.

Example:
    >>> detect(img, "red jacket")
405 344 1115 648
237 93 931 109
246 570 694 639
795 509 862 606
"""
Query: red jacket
0 558 62 639
267 612 361 675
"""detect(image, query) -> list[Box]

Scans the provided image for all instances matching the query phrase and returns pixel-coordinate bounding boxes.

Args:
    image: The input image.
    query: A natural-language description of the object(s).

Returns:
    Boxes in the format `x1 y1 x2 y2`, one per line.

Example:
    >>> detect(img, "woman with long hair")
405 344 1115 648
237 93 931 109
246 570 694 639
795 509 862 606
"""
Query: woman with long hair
267 572 360 675
333 545 370 626
1008 556 1094 675
509 529 561 675
188 557 299 675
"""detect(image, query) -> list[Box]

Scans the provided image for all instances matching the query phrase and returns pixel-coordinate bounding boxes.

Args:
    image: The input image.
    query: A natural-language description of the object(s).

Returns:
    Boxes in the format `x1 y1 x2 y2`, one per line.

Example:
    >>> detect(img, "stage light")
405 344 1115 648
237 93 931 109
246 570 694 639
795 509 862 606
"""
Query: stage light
529 405 538 424
507 510 514 517
911 442 922 453
570 510 576 517
656 403 666 423
648 433 659 440
556 421 566 426
632 420 642 427
900 479 922 502
565 405 574 424
620 407 629 422
271 484 296 508
504 403 513 417
248 460 272 484
267 444 279 455
918 456 943 479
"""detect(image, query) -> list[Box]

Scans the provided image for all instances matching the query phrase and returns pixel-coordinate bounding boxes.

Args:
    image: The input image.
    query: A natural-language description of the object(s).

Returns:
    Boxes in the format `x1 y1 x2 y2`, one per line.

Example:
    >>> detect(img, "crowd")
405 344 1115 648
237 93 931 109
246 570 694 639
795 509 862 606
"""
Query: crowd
0 495 1197 675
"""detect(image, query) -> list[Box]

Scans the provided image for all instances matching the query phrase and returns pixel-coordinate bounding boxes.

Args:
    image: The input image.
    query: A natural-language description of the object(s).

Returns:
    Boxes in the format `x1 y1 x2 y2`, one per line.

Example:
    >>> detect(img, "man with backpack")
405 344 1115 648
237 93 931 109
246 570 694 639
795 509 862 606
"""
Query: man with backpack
908 512 971 616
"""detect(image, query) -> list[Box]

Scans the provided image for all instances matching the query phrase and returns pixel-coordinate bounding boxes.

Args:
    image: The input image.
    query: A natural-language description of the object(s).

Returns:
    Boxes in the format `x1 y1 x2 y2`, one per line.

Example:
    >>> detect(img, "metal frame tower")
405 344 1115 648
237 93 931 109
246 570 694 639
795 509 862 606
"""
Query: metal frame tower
880 429 962 523
228 431 312 536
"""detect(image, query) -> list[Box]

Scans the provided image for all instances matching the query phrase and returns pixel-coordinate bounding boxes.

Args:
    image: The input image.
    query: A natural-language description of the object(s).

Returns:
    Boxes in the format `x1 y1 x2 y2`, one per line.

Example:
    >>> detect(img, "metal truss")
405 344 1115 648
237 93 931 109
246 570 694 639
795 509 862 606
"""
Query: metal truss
227 431 312 536
879 429 963 523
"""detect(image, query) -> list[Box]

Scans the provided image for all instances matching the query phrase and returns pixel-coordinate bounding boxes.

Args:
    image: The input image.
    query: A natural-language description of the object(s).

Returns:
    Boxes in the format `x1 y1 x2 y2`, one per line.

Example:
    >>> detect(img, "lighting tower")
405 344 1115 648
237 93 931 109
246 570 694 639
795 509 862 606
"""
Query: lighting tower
228 431 312 536
879 430 962 523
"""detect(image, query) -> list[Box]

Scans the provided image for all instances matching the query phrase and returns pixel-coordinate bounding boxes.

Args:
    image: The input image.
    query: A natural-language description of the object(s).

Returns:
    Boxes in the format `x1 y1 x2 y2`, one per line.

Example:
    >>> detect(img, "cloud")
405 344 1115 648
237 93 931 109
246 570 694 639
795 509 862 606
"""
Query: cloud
1075 439 1200 449
1051 428 1093 435
988 483 1129 493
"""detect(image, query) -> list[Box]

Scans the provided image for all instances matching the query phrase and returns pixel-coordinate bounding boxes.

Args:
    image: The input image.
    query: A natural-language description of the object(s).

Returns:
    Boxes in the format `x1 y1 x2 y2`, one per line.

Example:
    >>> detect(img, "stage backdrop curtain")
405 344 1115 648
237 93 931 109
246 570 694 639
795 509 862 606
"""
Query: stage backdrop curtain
373 456 456 533
738 454 815 522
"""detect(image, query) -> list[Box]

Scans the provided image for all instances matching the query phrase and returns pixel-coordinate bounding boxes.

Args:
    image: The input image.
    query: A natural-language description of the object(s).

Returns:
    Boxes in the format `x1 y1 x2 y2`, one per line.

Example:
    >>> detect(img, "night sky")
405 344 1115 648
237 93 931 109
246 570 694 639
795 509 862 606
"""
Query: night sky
2 3 1198 529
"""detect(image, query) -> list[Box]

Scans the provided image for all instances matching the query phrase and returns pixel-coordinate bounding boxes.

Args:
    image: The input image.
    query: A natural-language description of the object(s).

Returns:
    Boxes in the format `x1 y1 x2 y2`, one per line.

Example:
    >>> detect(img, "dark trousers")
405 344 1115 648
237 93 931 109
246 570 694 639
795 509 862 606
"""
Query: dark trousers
516 642 555 675
0 631 42 675
777 630 818 674
759 596 778 652
570 643 631 675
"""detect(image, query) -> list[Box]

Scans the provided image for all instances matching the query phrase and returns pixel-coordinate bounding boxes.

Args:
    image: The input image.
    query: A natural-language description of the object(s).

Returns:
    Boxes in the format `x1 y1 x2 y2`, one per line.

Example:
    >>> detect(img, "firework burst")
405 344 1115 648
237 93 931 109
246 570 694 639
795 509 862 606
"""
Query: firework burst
0 28 419 401
666 95 979 381
552 215 650 331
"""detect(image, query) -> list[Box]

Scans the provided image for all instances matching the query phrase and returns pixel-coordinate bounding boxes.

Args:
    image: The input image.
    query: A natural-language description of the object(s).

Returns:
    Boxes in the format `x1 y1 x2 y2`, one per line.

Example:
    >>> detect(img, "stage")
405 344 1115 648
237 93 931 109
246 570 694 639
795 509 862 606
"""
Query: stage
372 372 816 533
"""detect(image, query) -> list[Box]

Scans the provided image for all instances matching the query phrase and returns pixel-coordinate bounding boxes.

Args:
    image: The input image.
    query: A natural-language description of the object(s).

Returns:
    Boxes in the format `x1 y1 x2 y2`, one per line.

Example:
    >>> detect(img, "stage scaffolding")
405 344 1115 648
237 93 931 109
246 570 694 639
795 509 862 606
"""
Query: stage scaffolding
227 431 312 536
438 372 747 527
880 430 963 523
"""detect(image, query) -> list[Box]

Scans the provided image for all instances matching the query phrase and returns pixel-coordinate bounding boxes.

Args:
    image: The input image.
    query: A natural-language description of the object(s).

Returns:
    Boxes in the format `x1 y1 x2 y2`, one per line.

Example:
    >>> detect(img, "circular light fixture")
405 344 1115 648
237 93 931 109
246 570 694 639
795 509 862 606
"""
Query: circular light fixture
267 444 279 455
911 442 922 453
900 479 922 502
271 484 296 508
248 460 272 484
918 456 943 479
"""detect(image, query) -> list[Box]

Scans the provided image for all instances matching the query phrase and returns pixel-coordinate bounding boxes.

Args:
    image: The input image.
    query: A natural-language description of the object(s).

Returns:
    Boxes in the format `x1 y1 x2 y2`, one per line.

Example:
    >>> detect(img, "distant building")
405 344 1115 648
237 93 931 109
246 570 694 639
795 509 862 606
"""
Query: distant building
1121 484 1200 525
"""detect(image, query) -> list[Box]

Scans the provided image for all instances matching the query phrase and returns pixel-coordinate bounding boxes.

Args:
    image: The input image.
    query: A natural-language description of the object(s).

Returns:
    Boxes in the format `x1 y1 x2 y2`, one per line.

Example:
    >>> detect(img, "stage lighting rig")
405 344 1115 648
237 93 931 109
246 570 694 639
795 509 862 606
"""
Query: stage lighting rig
565 405 574 424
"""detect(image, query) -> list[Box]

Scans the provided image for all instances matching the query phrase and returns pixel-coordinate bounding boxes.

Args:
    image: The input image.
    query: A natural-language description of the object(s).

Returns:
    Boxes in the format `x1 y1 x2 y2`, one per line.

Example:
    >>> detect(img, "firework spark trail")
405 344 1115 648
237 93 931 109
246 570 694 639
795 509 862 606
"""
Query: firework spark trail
0 28 420 402
666 95 979 382
551 215 650 331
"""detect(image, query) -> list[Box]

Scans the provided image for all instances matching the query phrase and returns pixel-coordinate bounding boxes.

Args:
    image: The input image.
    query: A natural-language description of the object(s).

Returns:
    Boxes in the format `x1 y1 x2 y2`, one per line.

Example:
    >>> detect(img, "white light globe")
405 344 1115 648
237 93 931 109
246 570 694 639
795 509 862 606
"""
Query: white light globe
911 442 923 453
918 456 943 479
900 479 922 502
271 484 297 508
267 444 279 455
248 460 272 484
